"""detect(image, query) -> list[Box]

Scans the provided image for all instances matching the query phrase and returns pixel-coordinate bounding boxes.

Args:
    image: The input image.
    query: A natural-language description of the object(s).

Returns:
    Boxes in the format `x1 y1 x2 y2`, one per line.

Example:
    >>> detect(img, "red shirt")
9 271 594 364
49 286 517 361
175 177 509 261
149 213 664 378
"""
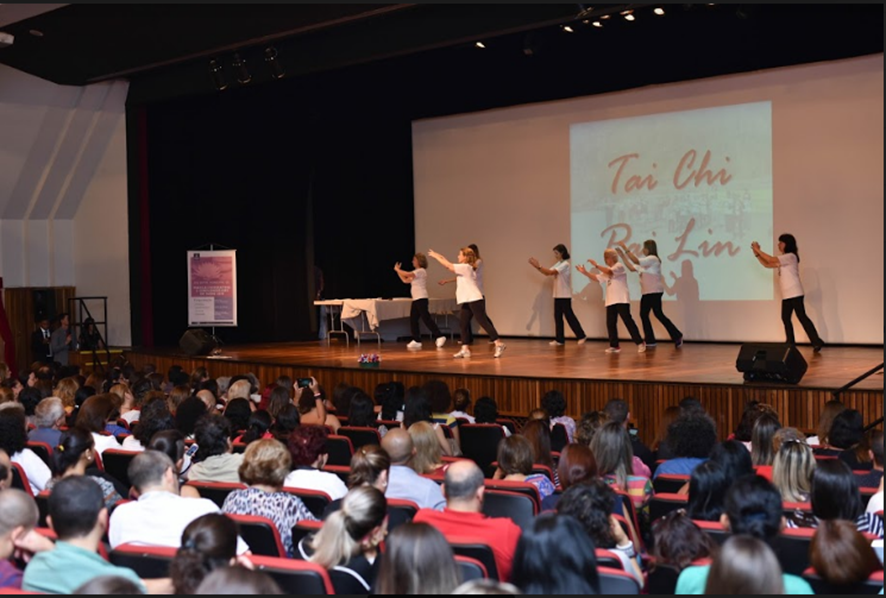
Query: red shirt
412 507 522 581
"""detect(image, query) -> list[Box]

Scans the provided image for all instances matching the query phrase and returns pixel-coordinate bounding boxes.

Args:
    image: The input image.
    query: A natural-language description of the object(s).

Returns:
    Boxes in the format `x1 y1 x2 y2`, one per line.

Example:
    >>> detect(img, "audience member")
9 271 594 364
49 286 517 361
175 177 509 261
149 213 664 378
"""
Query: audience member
474 396 510 436
168 384 193 417
574 410 606 447
46 427 125 510
493 434 556 500
805 399 845 446
604 398 655 470
408 421 445 475
235 409 273 444
73 575 145 595
266 386 292 421
122 398 175 451
653 406 681 460
857 429 884 488
541 442 597 510
590 421 651 510
810 519 883 588
541 390 575 443
750 412 781 470
222 398 251 434
375 522 461 594
772 439 815 503
381 428 445 510
27 397 66 448
404 386 453 456
654 413 717 478
284 425 348 500
194 566 283 595
450 388 475 423
0 489 47 590
0 405 51 494
170 513 245 594
521 419 559 486
651 509 717 574
295 381 337 431
703 535 784 595
188 414 245 484
75 394 123 455
686 461 730 522
268 404 300 443
146 429 200 497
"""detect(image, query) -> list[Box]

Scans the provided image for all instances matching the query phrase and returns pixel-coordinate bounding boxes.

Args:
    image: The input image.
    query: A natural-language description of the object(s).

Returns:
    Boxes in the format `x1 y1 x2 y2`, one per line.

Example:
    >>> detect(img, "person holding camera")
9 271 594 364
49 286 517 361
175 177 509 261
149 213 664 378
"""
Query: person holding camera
296 377 339 432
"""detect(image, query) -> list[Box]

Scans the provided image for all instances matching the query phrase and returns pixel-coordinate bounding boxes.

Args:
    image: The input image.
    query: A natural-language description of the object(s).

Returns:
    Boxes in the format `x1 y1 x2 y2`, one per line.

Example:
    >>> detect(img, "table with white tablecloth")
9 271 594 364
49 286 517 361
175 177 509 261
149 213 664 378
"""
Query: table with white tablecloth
323 297 457 342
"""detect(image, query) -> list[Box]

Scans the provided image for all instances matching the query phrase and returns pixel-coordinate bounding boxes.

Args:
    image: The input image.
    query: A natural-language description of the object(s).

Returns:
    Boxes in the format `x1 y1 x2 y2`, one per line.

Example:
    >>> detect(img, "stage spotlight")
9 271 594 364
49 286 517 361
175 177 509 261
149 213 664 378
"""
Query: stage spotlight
264 47 285 79
622 10 635 21
232 53 251 84
475 41 486 49
654 7 665 16
600 14 610 20
562 25 574 33
592 20 603 28
209 59 228 91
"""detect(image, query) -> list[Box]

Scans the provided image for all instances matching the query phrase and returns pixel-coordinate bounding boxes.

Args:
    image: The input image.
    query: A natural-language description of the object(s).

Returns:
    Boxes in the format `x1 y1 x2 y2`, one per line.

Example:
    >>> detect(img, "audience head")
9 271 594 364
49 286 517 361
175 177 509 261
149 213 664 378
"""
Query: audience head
170 513 239 594
240 409 272 444
651 510 717 571
810 519 882 587
380 428 414 466
194 414 233 461
348 390 377 427
422 379 452 414
815 399 845 445
75 393 119 433
772 439 815 503
33 397 66 430
51 427 96 477
497 434 535 477
129 450 177 494
375 523 461 594
575 410 606 447
47 475 106 540
403 386 432 428
734 401 771 442
687 461 730 522
175 396 207 437
269 404 300 442
133 399 175 446
287 425 329 468
452 579 523 595
602 398 629 426
73 576 144 595
53 377 80 411
348 444 391 491
750 412 781 467
871 429 884 469
557 443 598 489
227 379 252 403
521 419 554 469
379 382 405 421
310 486 388 569
527 408 550 425
443 460 485 508
453 388 471 413
667 413 718 459
511 513 600 595
473 397 500 424
222 398 251 433
828 409 864 450
408 421 443 475
167 384 192 415
722 476 784 542
654 405 681 450
704 535 784 595
556 479 617 549
0 406 27 456
18 387 42 417
266 386 292 420
679 397 705 416
589 421 634 486
811 459 863 521
239 438 290 489
708 440 754 480
194 567 283 595
0 488 40 559
147 429 188 475
540 390 567 419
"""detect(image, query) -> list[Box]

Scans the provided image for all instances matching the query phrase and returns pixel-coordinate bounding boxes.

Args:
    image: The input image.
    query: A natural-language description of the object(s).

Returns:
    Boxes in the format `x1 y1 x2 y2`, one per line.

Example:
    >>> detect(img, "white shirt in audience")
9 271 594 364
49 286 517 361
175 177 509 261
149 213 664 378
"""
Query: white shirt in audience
91 432 121 456
120 410 140 425
284 468 348 501
121 436 145 451
11 449 51 495
866 491 884 516
109 490 249 553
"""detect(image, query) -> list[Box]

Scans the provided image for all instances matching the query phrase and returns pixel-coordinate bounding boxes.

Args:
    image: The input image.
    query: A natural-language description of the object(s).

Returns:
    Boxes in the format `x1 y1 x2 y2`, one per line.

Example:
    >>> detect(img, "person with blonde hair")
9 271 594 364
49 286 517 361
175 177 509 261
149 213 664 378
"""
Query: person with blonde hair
53 377 80 414
428 247 506 359
394 253 447 350
408 421 445 475
577 248 645 353
299 486 388 594
221 438 316 557
772 438 815 504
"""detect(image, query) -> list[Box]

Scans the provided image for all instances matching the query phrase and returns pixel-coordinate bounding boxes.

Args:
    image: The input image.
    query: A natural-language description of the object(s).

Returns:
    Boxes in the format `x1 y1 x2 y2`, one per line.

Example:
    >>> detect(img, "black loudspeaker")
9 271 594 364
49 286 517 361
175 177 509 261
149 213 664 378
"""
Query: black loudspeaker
179 329 217 356
736 343 808 384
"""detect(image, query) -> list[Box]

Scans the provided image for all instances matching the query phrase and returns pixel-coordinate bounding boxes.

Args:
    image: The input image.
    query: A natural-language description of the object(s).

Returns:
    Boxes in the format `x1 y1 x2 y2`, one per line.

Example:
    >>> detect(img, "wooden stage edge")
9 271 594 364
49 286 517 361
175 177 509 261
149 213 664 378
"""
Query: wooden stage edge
82 340 884 446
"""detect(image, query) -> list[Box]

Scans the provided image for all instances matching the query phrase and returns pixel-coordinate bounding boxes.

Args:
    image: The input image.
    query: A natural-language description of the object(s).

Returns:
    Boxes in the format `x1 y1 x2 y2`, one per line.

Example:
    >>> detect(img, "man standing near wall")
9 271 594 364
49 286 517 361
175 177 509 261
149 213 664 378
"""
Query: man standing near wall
30 317 52 365
49 313 71 366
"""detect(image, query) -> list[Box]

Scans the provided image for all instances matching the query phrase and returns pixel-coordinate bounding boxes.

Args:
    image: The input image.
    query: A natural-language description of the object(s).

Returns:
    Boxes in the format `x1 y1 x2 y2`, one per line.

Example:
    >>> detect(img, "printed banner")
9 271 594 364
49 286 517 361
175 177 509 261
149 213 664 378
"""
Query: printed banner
187 250 238 327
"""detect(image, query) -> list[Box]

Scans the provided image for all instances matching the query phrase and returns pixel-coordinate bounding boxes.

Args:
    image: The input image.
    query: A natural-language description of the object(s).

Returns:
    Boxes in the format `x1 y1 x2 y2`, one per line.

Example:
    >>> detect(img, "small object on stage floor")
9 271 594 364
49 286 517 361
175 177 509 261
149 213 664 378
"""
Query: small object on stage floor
358 353 381 368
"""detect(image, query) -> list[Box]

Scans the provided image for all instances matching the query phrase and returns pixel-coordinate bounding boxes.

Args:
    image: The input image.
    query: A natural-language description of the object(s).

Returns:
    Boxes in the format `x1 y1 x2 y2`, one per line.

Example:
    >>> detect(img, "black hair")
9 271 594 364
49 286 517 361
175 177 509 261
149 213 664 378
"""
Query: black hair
422 380 453 414
723 475 783 543
199 379 219 400
511 514 600 594
18 387 42 417
709 440 754 481
240 410 272 444
811 459 863 521
540 390 567 418
170 513 239 594
602 398 629 425
333 385 359 415
667 413 718 459
828 409 864 450
147 429 187 468
175 397 208 437
403 386 432 428
348 390 377 427
48 475 105 539
75 385 97 407
0 408 27 455
778 233 799 261
553 244 570 260
556 479 617 549
223 398 251 435
133 399 175 446
51 427 94 477
167 365 190 387
473 397 499 424
452 388 471 412
380 382 405 421
269 404 300 442
193 414 232 461
679 397 705 416
687 461 730 522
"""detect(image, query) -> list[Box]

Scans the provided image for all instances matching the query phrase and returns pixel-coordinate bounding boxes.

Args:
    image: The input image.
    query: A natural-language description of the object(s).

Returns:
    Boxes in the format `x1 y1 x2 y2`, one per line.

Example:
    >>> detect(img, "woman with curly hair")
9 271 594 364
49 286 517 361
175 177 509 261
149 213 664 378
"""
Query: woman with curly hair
540 390 575 443
654 413 718 479
121 399 175 451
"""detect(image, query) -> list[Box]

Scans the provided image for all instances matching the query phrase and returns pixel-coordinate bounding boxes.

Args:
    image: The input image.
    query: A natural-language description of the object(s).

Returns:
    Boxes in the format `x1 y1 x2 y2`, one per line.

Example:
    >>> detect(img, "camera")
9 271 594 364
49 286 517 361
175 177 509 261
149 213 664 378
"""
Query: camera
297 378 313 388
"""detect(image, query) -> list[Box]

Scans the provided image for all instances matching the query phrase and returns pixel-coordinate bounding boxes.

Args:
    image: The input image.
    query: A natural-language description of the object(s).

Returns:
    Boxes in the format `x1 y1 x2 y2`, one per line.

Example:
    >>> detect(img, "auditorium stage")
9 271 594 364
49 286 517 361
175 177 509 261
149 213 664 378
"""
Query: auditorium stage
114 339 883 444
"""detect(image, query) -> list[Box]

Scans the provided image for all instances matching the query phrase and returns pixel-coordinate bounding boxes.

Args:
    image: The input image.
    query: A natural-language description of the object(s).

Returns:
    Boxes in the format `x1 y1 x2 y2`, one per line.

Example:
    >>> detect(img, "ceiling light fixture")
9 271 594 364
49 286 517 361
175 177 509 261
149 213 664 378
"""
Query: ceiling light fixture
475 41 486 49
592 21 603 28
264 47 285 79
232 53 251 85
654 7 665 16
562 25 574 33
208 59 227 91
622 10 636 21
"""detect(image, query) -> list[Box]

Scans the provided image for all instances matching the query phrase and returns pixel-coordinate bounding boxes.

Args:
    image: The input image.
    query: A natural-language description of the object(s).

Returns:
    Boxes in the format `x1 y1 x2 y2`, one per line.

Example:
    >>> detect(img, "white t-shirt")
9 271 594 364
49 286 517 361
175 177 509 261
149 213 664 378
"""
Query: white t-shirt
284 468 348 501
453 263 483 305
92 432 122 456
410 268 429 300
637 255 665 295
866 491 884 515
475 259 486 295
552 261 572 298
120 410 140 425
777 253 804 299
12 449 51 495
599 262 631 306
121 435 145 451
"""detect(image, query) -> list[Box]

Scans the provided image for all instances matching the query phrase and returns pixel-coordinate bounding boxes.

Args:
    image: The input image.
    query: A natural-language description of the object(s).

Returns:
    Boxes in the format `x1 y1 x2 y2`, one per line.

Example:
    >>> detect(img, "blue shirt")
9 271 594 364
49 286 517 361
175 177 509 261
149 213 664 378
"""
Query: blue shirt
22 541 146 594
654 457 707 479
385 465 445 511
28 427 62 448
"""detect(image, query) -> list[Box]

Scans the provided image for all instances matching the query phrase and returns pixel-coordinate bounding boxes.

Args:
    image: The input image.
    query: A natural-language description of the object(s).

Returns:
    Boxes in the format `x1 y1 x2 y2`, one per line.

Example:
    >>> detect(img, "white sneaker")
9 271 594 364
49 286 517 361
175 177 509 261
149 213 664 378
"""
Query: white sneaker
576 337 588 345
645 342 657 348
549 340 565 346
406 340 422 349
637 343 647 353
454 348 471 358
488 339 496 345
493 343 507 358
435 336 447 348
605 347 621 353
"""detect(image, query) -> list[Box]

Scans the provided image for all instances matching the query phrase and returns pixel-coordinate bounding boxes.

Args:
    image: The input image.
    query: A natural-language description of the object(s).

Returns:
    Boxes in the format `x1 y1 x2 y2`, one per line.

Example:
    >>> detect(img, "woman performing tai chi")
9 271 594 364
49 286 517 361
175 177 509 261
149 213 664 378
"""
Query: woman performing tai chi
577 248 646 354
751 234 824 352
440 243 495 344
393 253 447 350
615 239 684 348
529 243 588 346
428 247 506 359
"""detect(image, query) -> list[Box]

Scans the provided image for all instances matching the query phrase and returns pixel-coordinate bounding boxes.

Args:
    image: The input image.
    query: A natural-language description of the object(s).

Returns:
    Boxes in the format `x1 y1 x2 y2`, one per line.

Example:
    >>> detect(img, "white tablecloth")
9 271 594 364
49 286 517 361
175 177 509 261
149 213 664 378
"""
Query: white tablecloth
338 298 457 330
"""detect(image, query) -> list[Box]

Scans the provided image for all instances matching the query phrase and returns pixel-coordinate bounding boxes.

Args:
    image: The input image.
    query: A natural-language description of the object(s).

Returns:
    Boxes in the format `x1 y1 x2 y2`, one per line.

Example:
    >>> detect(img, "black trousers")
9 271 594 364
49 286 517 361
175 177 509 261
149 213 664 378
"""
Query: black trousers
606 304 643 347
554 298 586 343
639 292 682 344
460 299 499 345
782 296 823 346
462 297 495 344
410 298 443 342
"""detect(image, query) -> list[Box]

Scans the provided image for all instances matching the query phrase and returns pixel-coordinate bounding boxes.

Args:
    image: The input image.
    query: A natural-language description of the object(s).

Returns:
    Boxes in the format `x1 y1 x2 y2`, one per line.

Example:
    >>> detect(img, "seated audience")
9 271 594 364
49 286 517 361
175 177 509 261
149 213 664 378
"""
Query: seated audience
284 424 348 500
299 486 388 593
0 405 51 494
574 410 606 447
686 461 730 522
819 409 869 470
266 386 292 421
22 476 157 593
805 399 845 446
75 394 123 455
0 489 48 590
413 460 522 581
772 439 815 503
109 450 248 553
222 398 252 435
409 421 445 475
704 535 785 595
651 509 717 575
732 401 774 453
708 440 754 482
168 384 193 417
511 513 600 595
188 414 245 484
349 389 383 432
295 380 337 431
404 386 452 456
474 396 511 437
222 438 317 557
590 421 651 510
147 429 200 497
604 398 655 472
381 428 445 510
375 522 461 594
521 419 559 487
194 566 283 595
450 388 475 423
749 412 781 470
493 434 556 500
654 413 718 478
234 409 273 444
810 519 883 588
122 398 175 451
175 396 207 438
28 397 66 448
268 404 300 443
377 381 405 423
541 442 597 511
46 427 125 510
541 390 575 443
424 380 462 449
857 429 884 488
170 513 250 594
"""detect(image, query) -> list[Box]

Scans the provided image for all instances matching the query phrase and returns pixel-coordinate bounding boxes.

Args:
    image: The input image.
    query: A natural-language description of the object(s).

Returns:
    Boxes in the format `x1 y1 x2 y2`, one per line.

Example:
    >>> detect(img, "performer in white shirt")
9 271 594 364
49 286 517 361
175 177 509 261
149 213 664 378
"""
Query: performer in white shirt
394 253 447 350
751 233 824 351
616 239 684 348
439 243 495 345
577 248 645 354
529 243 588 346
429 247 506 359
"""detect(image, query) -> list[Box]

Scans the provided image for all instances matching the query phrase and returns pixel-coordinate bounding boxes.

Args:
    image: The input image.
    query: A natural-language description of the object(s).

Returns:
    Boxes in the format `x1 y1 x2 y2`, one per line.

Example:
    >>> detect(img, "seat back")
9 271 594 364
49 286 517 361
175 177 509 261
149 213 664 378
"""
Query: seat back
693 519 730 546
227 514 287 557
10 463 33 496
322 464 351 485
649 493 689 523
109 544 176 578
184 481 247 508
336 427 382 451
646 564 681 595
652 474 690 494
460 425 505 474
387 498 419 531
595 549 625 570
495 418 518 435
248 555 335 594
324 435 354 466
282 487 332 519
101 449 138 488
455 555 489 582
449 541 500 581
291 520 324 557
25 442 53 467
771 527 816 575
481 489 537 531
597 566 641 594
802 568 884 595
550 424 569 453
482 479 541 513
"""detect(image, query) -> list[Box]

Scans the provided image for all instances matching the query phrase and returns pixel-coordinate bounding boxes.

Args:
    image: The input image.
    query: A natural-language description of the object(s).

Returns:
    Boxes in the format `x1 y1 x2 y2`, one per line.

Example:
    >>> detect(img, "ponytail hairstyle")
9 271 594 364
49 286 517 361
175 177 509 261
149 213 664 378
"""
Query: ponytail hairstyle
460 247 478 270
553 244 570 260
240 410 273 444
52 427 94 477
309 486 387 569
778 233 799 262
643 239 659 259
348 444 391 489
170 513 238 594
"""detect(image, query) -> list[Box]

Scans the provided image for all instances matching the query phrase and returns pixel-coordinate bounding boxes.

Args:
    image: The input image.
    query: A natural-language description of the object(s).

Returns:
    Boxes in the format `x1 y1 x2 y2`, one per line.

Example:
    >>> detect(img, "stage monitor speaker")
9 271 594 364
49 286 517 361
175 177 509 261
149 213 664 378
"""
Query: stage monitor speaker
179 329 217 356
735 343 808 384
